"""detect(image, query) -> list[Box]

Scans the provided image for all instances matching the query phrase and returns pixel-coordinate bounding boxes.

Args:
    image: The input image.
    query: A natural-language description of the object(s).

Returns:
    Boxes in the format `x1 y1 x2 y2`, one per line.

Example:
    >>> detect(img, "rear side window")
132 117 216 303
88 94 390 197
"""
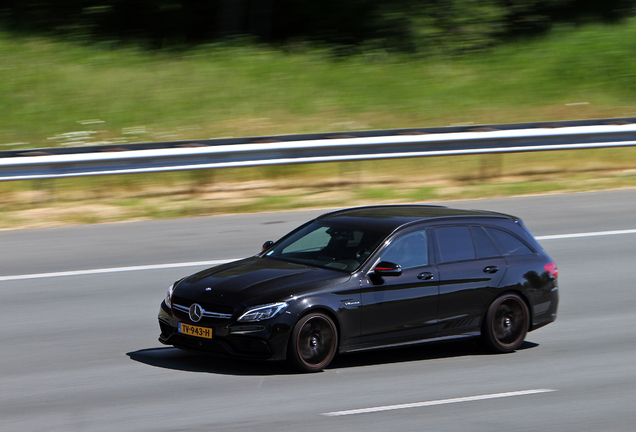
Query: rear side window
485 227 533 256
435 226 475 263
471 226 500 258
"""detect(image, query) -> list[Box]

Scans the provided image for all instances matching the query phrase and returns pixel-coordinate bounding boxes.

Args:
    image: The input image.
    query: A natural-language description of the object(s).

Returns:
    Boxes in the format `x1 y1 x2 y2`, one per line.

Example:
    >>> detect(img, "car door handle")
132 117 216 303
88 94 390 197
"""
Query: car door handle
483 266 499 274
417 272 434 280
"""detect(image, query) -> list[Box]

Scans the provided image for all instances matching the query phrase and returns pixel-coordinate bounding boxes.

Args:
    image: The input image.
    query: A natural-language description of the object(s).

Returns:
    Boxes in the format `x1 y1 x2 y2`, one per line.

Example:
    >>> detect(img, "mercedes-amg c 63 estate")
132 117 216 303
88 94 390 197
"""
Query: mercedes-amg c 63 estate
158 205 558 372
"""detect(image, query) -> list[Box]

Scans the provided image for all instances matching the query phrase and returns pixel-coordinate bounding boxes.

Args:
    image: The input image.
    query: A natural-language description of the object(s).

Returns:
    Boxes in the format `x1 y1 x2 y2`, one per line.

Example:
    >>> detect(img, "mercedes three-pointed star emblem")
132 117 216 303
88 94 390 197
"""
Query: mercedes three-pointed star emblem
189 303 203 322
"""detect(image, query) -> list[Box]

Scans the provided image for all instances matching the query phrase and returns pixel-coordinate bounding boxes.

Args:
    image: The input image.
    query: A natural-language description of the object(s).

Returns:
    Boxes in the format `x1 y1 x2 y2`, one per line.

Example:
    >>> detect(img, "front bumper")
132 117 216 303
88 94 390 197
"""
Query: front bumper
158 301 291 360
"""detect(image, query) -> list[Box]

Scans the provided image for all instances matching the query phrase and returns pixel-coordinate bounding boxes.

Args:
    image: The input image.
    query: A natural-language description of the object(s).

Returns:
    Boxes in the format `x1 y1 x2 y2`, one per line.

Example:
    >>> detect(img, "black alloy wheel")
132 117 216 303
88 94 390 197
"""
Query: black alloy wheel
288 312 338 373
481 293 529 353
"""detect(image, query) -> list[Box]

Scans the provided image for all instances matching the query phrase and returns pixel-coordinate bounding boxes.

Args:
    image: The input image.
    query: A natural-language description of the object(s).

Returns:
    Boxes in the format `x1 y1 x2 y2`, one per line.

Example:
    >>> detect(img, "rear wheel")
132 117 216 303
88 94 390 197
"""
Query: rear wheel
288 312 337 373
481 294 529 353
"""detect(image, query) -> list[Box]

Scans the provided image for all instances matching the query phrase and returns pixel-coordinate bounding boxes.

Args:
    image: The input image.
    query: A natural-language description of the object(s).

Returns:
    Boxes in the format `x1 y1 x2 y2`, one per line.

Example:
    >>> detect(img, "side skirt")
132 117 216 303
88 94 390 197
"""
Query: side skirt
340 332 480 354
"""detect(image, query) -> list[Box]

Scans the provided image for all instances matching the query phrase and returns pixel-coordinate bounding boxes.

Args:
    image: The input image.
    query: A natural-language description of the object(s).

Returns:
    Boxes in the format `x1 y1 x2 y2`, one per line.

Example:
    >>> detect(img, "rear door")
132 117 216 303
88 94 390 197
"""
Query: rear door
433 225 507 336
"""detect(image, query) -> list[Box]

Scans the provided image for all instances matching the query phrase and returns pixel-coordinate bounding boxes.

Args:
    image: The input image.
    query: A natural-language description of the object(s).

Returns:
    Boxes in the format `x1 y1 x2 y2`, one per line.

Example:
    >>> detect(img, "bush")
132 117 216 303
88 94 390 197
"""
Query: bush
1 0 635 54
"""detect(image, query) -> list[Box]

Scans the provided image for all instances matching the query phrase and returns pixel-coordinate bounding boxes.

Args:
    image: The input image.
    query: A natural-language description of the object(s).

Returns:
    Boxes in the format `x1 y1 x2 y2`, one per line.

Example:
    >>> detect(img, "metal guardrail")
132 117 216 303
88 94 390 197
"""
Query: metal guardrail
1 117 635 181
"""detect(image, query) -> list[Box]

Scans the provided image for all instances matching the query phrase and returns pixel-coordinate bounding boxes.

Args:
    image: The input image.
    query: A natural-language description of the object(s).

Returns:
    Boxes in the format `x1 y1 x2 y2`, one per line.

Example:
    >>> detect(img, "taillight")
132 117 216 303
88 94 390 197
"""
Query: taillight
544 261 558 278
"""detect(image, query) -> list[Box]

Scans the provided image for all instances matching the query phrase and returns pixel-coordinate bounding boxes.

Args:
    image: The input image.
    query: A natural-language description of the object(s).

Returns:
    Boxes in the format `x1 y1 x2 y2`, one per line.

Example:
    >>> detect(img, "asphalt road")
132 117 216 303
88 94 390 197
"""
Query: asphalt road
1 189 635 432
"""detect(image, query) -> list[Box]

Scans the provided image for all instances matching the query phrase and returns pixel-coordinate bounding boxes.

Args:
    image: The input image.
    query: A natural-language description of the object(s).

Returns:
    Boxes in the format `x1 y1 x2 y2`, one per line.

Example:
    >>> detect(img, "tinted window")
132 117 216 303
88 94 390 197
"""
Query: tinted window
435 226 475 263
485 227 533 256
471 226 500 258
381 231 428 269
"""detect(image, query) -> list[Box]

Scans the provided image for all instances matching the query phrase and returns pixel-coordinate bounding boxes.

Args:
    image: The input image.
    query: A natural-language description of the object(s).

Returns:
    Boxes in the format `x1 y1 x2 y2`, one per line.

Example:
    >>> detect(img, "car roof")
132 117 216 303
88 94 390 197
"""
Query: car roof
317 205 518 234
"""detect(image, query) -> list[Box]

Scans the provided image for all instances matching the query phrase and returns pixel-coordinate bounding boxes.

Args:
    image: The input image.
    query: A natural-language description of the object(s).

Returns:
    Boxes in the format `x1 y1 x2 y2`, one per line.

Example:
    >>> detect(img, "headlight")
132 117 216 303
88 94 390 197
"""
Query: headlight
238 302 288 322
165 283 175 308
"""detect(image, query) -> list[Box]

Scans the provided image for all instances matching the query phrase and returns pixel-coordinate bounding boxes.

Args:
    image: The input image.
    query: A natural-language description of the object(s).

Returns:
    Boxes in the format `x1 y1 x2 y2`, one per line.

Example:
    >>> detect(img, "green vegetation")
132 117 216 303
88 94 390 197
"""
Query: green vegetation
1 19 636 228
2 19 636 149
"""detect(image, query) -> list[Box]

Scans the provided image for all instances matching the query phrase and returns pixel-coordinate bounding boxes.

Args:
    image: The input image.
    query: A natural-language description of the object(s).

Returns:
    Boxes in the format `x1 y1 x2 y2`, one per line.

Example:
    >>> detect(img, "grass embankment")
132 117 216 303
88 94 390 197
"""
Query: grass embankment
1 21 636 228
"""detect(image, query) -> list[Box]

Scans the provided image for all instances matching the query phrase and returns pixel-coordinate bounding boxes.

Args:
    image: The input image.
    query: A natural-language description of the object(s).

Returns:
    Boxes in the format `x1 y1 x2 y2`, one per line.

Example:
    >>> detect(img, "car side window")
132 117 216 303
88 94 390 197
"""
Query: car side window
381 231 428 269
484 227 533 256
435 226 475 263
471 226 500 258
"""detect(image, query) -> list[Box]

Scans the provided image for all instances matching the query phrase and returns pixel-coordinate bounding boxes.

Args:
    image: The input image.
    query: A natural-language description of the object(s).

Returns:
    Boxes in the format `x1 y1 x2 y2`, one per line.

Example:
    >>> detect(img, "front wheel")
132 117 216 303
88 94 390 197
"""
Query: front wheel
481 294 529 353
288 312 338 373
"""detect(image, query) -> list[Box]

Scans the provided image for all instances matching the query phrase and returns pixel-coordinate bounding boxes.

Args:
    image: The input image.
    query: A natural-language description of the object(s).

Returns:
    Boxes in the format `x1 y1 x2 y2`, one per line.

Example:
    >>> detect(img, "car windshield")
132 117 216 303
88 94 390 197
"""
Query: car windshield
264 221 385 272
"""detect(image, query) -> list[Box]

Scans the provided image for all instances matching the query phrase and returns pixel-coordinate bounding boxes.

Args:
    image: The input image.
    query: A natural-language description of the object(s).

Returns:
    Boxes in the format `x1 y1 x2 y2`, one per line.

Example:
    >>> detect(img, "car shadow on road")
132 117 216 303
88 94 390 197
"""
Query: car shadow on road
329 340 538 370
126 347 295 376
126 340 538 376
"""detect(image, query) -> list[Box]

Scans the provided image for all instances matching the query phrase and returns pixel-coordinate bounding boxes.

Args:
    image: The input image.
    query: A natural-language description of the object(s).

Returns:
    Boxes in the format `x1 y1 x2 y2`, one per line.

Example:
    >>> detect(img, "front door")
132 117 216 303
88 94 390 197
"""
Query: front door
360 229 439 344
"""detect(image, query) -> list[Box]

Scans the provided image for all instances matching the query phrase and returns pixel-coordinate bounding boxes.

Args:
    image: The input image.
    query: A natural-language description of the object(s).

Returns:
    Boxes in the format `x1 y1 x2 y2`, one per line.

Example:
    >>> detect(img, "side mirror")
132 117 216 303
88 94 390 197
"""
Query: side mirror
262 240 274 251
373 261 402 277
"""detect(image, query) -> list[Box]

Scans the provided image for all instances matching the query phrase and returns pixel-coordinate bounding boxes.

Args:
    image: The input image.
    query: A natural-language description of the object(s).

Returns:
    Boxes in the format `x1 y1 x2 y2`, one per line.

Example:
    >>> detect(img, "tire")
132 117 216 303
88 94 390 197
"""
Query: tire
288 312 338 373
481 293 529 353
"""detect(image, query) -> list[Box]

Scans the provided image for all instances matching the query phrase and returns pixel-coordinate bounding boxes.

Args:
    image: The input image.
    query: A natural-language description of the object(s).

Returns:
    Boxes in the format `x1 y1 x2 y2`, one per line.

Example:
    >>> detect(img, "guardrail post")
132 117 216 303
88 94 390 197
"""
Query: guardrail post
189 169 216 195
32 178 57 203
479 154 504 180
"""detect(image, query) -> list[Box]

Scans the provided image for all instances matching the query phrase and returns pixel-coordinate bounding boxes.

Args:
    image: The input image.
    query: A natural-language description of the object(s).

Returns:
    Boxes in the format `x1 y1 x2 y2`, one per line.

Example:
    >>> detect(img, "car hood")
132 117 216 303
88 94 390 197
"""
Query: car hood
174 256 351 306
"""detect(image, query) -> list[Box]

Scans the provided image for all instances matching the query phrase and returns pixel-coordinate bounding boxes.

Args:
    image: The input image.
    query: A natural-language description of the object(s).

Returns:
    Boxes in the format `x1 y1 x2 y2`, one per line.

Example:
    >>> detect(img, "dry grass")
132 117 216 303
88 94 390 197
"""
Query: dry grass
2 149 636 230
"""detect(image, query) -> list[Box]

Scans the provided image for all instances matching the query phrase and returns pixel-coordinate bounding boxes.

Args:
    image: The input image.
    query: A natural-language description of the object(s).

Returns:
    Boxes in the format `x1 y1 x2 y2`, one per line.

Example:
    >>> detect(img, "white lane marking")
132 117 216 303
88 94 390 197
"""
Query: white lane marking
536 228 636 240
0 259 236 282
322 389 557 417
1 227 635 282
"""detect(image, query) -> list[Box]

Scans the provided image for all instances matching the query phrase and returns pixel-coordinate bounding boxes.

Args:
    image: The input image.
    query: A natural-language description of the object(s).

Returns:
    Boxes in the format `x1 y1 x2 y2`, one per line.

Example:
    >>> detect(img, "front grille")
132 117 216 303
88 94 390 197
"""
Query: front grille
172 295 234 323
173 303 233 319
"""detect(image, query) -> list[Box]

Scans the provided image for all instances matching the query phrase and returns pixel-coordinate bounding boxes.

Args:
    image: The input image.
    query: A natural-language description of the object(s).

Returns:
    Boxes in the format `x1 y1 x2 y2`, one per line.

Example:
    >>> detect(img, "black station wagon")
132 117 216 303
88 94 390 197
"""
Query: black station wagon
158 205 558 372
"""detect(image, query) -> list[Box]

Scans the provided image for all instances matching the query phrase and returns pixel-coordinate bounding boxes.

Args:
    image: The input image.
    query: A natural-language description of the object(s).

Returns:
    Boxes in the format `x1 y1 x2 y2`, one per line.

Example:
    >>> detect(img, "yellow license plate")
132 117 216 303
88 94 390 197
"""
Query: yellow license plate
179 323 213 339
